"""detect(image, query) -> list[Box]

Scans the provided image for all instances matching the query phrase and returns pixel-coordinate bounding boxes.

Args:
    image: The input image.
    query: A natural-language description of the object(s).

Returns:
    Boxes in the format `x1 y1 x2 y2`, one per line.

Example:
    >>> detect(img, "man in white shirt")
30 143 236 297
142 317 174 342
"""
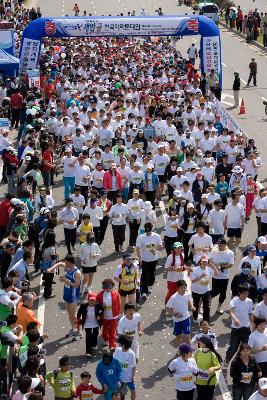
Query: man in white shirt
254 289 267 324
127 189 144 250
152 145 170 200
248 316 267 376
237 245 261 278
136 222 163 299
225 193 245 251
62 148 77 200
248 377 267 400
109 193 129 253
225 284 253 365
188 222 213 263
74 156 91 203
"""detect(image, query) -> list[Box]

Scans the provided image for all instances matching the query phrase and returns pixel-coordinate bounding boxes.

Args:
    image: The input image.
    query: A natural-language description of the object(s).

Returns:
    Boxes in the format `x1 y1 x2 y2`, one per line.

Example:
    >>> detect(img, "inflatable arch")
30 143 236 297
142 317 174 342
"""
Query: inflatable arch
20 15 222 87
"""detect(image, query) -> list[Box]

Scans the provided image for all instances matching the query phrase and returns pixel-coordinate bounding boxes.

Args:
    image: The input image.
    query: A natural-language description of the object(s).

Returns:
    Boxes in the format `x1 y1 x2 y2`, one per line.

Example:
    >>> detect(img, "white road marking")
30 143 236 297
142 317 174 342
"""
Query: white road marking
222 62 228 67
240 77 247 85
36 275 45 335
217 371 232 400
192 38 197 44
261 96 267 102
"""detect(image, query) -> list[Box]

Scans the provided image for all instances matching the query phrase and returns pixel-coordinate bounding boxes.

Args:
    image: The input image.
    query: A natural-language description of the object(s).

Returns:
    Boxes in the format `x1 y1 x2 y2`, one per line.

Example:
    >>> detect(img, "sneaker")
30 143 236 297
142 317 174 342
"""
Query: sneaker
148 286 153 294
72 244 76 251
216 308 224 315
119 245 124 252
72 334 81 341
65 329 75 338
86 353 92 358
142 293 148 300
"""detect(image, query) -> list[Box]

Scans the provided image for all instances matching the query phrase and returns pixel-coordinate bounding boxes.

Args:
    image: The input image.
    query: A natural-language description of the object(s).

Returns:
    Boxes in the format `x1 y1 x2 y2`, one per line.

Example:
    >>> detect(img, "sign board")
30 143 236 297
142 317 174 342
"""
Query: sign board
28 68 40 88
215 99 243 133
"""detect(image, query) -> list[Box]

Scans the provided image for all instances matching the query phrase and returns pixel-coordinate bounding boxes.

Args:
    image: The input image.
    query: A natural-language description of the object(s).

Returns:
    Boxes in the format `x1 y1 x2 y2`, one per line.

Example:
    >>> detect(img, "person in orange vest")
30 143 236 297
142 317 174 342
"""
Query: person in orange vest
96 279 121 350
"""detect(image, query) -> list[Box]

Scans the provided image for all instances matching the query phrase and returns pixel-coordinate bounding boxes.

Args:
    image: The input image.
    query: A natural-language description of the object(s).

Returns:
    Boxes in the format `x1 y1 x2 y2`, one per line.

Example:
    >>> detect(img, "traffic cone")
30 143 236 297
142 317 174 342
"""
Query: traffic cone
239 98 246 115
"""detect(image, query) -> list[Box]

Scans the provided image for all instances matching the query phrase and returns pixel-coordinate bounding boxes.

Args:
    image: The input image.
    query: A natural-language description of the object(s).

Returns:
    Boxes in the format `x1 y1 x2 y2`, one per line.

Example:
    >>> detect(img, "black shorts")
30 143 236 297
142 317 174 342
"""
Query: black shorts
119 288 136 297
227 228 242 238
82 266 97 274
158 175 166 183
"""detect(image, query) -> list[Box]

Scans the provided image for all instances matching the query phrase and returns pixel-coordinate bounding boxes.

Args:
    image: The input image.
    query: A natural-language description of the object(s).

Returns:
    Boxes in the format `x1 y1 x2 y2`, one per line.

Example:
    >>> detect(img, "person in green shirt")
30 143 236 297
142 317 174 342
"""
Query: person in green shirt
46 355 76 400
0 314 23 361
194 335 222 400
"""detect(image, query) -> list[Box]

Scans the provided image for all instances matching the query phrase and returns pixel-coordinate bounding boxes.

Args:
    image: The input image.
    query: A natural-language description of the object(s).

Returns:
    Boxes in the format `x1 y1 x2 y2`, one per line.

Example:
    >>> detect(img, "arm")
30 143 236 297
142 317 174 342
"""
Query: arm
230 306 240 327
62 270 81 289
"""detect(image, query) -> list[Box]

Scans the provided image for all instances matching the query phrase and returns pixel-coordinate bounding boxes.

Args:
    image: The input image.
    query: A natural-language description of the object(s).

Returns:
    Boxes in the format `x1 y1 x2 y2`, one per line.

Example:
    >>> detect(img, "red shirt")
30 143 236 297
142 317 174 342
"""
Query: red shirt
0 199 11 227
10 92 23 109
42 150 53 172
75 383 103 400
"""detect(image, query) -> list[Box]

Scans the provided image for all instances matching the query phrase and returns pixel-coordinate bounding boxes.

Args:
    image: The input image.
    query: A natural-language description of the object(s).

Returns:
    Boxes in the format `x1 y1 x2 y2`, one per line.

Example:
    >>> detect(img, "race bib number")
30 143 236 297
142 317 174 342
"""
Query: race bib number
241 372 253 384
197 369 209 380
81 391 93 399
179 375 193 383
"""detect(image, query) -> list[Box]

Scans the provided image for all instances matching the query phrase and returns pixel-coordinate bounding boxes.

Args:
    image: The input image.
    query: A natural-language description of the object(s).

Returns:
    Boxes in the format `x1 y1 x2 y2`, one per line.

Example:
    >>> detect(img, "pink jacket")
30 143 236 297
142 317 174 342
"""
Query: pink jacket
103 170 122 191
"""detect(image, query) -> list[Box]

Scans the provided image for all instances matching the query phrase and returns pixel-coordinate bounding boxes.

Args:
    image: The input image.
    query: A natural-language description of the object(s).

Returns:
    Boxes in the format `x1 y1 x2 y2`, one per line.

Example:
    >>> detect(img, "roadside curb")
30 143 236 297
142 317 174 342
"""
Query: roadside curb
219 20 267 53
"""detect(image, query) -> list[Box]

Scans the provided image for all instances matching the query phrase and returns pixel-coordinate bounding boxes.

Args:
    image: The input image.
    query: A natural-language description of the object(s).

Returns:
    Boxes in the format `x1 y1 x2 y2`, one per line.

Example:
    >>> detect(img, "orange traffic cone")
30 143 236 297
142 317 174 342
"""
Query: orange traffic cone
239 98 246 115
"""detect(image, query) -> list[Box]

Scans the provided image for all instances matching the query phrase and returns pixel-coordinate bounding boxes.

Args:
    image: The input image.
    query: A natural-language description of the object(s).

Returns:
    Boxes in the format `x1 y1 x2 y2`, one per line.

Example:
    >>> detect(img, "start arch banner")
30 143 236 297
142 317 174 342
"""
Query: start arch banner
20 15 222 86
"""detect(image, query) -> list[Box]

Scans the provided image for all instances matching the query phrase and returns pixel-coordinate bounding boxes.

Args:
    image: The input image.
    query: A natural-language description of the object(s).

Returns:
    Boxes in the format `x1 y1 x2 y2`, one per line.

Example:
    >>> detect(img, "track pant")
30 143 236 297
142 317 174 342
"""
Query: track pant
63 176 75 200
192 291 210 322
165 281 178 304
176 389 194 400
245 193 254 218
102 319 118 349
112 224 126 251
141 260 157 295
99 215 109 245
225 327 251 363
129 220 140 246
196 385 215 400
85 327 99 354
64 228 77 254
93 226 101 245
211 278 229 305
232 383 253 400
145 190 156 209
164 236 178 256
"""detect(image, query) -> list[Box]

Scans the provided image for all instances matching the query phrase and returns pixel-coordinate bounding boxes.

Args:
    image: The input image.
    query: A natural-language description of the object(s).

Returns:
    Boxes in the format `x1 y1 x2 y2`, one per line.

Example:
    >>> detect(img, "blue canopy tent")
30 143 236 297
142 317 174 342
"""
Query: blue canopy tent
0 48 19 77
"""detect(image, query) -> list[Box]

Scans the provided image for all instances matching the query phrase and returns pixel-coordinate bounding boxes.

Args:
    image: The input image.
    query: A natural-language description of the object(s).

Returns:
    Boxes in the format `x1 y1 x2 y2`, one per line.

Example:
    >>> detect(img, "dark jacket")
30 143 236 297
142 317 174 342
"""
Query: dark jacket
230 355 260 386
196 203 212 222
231 273 257 300
215 162 232 182
233 76 241 91
77 302 103 329
192 179 209 203
181 210 201 232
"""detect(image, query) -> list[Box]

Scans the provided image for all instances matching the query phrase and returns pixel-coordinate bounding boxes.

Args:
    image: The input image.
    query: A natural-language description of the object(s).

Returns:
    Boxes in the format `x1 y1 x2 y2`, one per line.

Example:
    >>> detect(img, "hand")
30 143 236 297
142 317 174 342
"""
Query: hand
174 312 183 318
59 276 67 283
131 376 135 383
190 306 196 312
208 367 216 374
16 324 23 333
138 331 143 337
43 333 49 339
234 319 240 327
262 344 267 351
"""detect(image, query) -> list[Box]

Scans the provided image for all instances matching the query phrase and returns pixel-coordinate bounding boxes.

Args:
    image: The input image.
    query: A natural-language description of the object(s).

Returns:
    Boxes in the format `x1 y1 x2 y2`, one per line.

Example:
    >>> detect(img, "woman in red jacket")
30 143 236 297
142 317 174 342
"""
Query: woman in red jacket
103 163 122 204
96 278 121 350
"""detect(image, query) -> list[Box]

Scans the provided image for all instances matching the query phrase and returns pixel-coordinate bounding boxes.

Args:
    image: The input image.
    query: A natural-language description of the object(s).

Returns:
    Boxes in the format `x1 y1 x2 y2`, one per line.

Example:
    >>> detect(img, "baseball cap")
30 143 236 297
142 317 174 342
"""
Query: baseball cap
247 245 256 252
259 378 267 390
258 236 267 245
87 292 97 301
179 343 195 354
123 253 131 260
173 242 183 249
176 167 183 172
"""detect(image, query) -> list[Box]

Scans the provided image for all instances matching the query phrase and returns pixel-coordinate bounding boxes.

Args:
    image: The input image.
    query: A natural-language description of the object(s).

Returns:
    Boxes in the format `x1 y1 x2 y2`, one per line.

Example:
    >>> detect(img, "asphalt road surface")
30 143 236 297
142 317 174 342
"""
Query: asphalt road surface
6 1 267 399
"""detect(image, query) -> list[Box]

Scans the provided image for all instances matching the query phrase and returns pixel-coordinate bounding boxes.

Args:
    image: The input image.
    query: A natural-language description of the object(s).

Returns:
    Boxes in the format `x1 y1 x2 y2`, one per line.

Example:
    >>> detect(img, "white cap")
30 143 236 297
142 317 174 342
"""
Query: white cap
232 166 243 174
147 163 154 169
173 190 181 197
144 201 153 210
25 156 31 161
258 236 267 245
205 158 212 163
187 203 194 209
26 124 34 129
259 378 267 390
65 147 72 152
176 167 183 172
134 162 142 168
40 207 50 215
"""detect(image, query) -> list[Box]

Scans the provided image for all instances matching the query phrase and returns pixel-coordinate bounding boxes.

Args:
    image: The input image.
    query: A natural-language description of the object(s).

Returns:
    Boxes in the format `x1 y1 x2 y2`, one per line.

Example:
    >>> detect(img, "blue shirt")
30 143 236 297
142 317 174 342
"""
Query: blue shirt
63 267 80 303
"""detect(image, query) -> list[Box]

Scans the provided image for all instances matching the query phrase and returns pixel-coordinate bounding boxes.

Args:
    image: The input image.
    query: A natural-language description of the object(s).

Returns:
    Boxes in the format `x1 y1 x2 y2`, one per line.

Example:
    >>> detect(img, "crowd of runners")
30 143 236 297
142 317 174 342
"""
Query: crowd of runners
0 3 267 400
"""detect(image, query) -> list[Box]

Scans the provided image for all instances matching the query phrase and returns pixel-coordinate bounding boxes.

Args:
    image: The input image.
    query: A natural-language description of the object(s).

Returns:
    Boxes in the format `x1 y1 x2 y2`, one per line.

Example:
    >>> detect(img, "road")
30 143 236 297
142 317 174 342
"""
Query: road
8 1 267 399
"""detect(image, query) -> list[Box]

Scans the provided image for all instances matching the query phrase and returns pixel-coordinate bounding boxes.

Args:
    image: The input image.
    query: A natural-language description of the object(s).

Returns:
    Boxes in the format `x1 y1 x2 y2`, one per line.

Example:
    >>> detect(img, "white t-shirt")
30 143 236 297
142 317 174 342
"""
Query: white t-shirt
191 266 214 294
248 329 267 363
70 194 85 214
84 306 99 329
103 291 114 320
74 164 91 186
248 391 267 400
225 203 245 229
168 357 197 391
254 302 267 323
210 248 234 279
166 292 191 322
118 314 141 344
260 197 267 223
229 297 253 328
113 347 136 382
164 215 180 238
136 232 162 262
208 209 225 235
164 253 185 282
62 156 76 177
152 154 170 175
188 233 213 262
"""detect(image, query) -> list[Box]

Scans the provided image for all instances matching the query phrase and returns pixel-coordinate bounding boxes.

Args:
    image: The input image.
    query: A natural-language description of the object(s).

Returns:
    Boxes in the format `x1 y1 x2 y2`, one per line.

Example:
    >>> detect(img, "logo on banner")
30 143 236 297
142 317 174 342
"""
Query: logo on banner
187 18 199 32
45 21 56 35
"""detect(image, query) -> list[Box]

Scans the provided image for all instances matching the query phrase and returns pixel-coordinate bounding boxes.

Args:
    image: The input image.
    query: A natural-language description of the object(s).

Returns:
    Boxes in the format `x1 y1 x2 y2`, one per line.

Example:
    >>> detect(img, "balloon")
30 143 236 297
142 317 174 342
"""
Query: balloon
61 53 66 59
54 45 61 53
26 109 32 115
31 109 37 116
32 106 40 112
